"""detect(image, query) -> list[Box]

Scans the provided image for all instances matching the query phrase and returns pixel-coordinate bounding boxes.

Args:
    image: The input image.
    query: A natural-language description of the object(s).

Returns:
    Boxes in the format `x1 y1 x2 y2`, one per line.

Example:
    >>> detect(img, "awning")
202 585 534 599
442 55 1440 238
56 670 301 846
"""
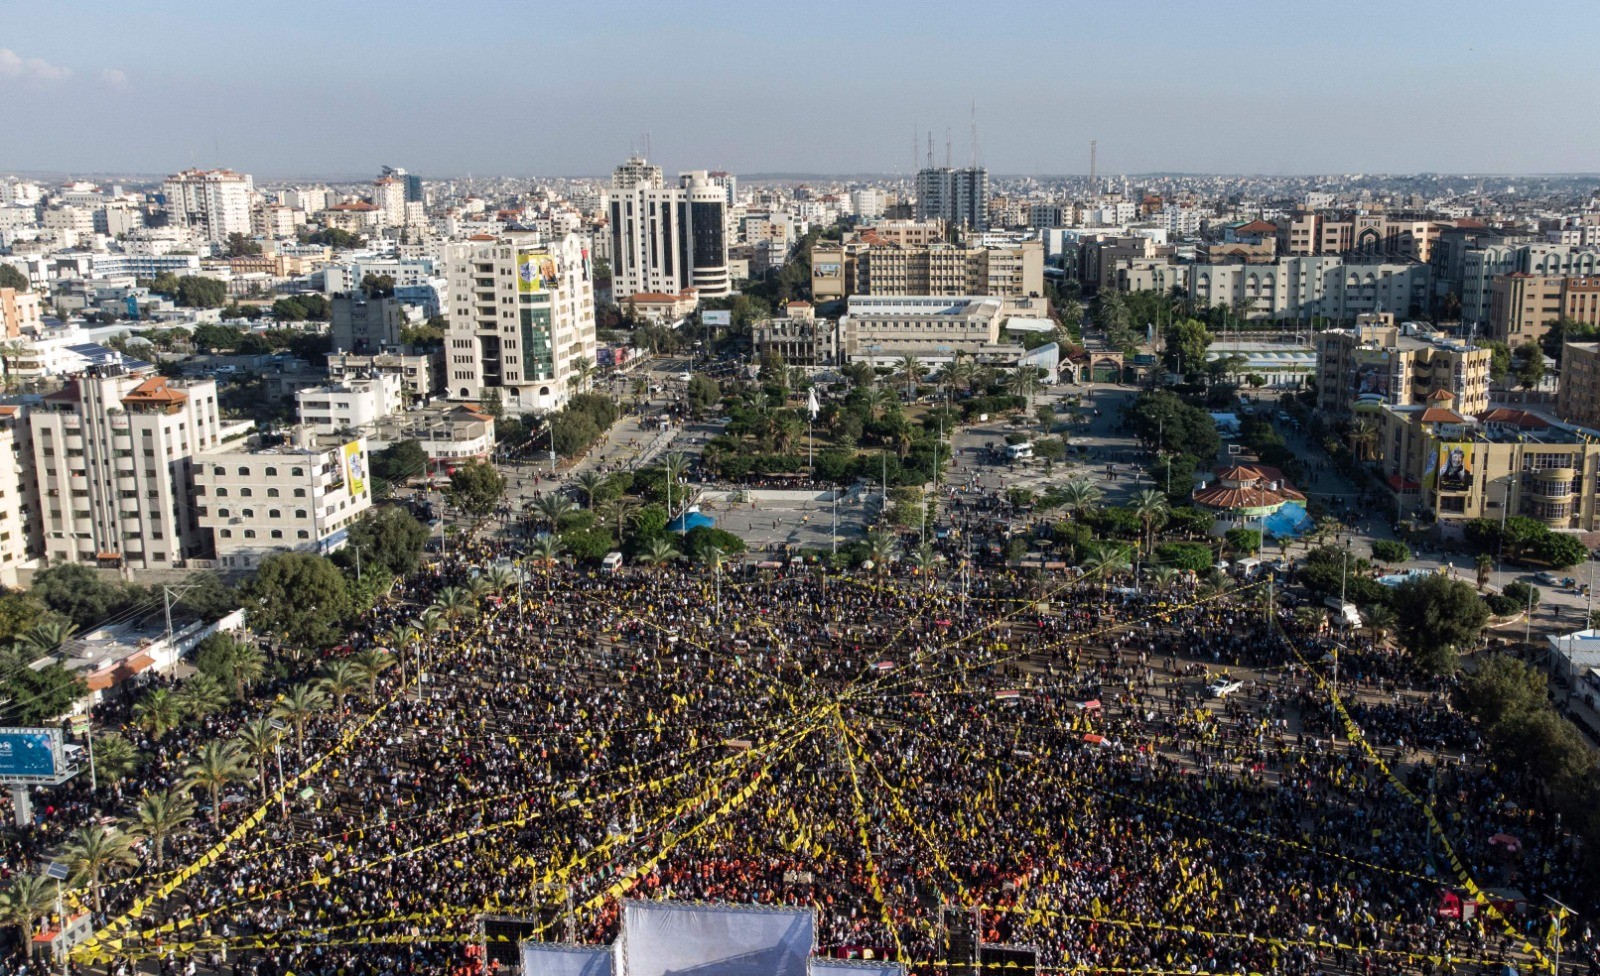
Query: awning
1387 474 1421 491
112 651 155 682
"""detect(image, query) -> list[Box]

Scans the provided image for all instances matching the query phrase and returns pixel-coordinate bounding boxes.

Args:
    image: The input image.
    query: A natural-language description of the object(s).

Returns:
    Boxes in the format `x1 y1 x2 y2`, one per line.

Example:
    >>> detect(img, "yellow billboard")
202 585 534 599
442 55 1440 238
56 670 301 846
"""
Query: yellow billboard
518 251 557 293
343 441 366 496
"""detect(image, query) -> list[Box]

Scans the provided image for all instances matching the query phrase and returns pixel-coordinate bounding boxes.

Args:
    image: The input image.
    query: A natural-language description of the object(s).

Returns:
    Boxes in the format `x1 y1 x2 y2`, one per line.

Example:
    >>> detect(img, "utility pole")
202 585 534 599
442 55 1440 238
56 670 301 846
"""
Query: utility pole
162 585 176 648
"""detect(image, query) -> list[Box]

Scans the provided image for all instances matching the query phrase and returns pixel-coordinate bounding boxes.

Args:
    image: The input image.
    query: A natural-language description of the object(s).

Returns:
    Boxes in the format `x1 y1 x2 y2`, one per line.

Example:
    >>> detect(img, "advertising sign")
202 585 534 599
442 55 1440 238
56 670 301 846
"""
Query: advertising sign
703 310 732 328
518 251 558 294
343 441 366 497
0 728 62 782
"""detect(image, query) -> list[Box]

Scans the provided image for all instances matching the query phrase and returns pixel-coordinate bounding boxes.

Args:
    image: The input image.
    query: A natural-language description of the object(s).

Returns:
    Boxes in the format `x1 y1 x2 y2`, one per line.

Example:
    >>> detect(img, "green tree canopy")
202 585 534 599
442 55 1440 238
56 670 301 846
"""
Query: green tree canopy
0 265 28 291
1126 390 1221 463
242 553 353 649
1455 654 1548 732
344 506 429 577
371 440 429 490
173 276 227 308
1389 573 1489 674
1161 318 1213 378
446 460 506 520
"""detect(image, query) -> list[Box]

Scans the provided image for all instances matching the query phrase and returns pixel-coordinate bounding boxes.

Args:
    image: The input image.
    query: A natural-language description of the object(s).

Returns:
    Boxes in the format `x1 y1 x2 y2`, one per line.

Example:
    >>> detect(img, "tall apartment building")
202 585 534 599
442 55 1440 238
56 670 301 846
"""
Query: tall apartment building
0 406 35 586
380 165 425 203
31 365 222 569
1315 316 1491 418
810 240 1042 301
915 167 988 231
1 287 42 337
1122 256 1432 323
193 429 372 571
1277 211 1438 262
1557 342 1600 428
161 168 254 243
1489 274 1600 346
607 158 731 299
372 176 407 227
330 292 404 355
445 232 597 414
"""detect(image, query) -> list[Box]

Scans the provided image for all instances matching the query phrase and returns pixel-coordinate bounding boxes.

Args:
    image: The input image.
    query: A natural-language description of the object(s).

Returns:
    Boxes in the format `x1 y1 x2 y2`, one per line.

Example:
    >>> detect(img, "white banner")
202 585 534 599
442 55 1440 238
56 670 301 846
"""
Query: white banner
808 960 904 976
620 900 813 976
523 943 614 976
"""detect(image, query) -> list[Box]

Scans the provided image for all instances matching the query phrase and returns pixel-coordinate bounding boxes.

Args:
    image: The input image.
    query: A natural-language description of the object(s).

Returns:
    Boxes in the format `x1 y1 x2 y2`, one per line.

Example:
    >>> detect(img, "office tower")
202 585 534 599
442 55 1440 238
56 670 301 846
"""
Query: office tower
445 232 597 414
915 166 988 231
161 168 254 242
607 157 731 299
31 363 222 569
382 165 425 203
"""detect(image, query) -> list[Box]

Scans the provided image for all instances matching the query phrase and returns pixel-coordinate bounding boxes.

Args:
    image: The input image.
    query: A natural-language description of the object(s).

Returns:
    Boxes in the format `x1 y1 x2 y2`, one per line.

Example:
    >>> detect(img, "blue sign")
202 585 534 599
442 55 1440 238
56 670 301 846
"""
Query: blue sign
0 729 59 780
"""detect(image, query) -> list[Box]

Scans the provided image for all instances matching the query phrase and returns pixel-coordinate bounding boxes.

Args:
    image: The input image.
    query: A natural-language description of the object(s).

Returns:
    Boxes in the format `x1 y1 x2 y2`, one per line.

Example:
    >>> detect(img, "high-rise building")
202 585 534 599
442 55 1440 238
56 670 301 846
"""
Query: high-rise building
810 239 1043 301
161 168 254 243
915 167 988 231
381 166 424 203
31 365 223 569
372 176 407 227
1489 273 1600 347
330 292 404 355
607 158 730 299
1315 315 1491 418
445 233 597 414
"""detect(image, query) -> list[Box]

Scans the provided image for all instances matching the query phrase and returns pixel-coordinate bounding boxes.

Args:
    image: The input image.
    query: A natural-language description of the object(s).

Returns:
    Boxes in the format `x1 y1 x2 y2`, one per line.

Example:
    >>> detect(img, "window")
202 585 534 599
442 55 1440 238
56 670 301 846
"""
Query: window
296 509 307 519
270 529 283 539
297 530 309 539
240 487 253 497
294 488 306 497
237 467 249 476
269 509 280 519
243 530 255 539
242 509 254 518
267 487 280 498
265 467 277 477
215 487 228 497
292 467 304 477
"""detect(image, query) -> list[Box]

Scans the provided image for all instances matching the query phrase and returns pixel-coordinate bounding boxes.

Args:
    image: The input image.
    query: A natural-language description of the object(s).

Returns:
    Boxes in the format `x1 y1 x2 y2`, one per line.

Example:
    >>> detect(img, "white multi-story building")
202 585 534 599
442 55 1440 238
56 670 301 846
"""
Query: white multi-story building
0 406 36 586
295 375 404 435
30 365 223 570
193 428 372 571
161 168 254 243
850 188 886 220
253 204 301 240
444 232 597 414
607 158 731 299
373 176 407 228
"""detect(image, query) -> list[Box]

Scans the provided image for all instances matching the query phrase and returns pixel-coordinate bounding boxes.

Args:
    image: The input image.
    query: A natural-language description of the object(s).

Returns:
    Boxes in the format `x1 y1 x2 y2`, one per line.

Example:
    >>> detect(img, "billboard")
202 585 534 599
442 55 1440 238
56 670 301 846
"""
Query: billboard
1350 349 1393 407
0 728 63 782
620 901 813 976
1430 442 1473 493
519 251 559 294
522 945 613 976
343 442 366 497
704 310 732 328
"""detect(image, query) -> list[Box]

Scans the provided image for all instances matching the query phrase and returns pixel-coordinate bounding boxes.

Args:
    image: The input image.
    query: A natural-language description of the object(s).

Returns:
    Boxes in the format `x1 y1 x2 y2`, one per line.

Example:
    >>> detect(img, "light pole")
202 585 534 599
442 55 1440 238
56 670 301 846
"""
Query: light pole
269 718 289 818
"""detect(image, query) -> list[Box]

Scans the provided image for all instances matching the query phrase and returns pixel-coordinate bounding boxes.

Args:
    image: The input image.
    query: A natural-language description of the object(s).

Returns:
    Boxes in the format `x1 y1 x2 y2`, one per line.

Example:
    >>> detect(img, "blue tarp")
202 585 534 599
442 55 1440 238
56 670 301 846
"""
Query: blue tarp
1261 501 1312 539
667 512 715 532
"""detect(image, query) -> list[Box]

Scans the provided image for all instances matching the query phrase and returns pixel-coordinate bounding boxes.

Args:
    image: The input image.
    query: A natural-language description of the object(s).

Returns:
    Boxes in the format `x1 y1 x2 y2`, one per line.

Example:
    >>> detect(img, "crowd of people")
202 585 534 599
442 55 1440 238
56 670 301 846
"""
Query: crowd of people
3 532 1597 976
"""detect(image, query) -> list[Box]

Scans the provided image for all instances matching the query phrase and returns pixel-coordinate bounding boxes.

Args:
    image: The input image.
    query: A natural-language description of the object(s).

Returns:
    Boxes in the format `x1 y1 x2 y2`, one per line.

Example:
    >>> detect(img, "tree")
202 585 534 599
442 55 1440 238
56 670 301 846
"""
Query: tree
1162 318 1213 378
243 553 352 651
319 660 364 712
1153 541 1213 573
0 589 49 643
1126 390 1221 463
30 564 130 628
173 275 228 309
601 496 638 546
1482 340 1512 385
90 732 139 785
686 375 722 417
60 824 138 914
350 648 395 697
0 265 28 292
1534 531 1588 569
446 459 505 520
0 874 54 952
346 506 429 577
1513 341 1546 389
1369 539 1411 564
1059 479 1104 520
193 632 266 699
1224 527 1262 557
1456 654 1548 732
371 440 429 490
1475 552 1494 591
636 536 680 570
174 672 229 721
235 717 282 799
1390 574 1489 674
224 232 262 257
130 787 195 868
360 272 396 297
1133 488 1169 552
133 687 184 741
572 471 607 509
0 659 85 724
271 683 328 760
531 494 578 531
184 740 250 823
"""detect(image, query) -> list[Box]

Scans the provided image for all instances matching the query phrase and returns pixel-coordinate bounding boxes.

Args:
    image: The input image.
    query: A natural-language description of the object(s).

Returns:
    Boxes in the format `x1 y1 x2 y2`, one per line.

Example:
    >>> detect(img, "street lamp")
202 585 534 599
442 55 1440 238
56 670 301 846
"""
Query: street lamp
269 718 289 818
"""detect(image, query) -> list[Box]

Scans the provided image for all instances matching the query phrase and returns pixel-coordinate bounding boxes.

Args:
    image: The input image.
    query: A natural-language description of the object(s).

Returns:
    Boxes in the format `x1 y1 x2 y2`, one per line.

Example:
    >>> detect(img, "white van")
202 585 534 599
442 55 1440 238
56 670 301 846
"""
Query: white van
1005 442 1034 461
601 551 624 573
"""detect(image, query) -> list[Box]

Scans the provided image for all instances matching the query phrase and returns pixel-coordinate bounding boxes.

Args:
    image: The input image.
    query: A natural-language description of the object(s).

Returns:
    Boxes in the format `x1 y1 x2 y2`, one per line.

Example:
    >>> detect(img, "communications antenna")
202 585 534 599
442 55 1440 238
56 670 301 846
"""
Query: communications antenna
945 127 952 169
926 132 934 169
970 100 979 168
1089 140 1098 196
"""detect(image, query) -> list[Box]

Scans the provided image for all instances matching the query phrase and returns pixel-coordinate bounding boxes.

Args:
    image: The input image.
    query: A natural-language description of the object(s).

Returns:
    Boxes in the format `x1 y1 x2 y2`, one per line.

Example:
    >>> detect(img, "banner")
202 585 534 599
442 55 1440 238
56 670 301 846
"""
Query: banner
343 441 366 497
523 944 613 976
620 901 813 976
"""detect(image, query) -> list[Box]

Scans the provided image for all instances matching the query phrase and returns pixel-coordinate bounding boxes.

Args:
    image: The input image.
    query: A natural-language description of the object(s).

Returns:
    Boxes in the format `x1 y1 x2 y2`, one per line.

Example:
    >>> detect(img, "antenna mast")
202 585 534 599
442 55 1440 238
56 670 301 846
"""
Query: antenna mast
970 100 978 168
945 128 951 169
1089 139 1098 197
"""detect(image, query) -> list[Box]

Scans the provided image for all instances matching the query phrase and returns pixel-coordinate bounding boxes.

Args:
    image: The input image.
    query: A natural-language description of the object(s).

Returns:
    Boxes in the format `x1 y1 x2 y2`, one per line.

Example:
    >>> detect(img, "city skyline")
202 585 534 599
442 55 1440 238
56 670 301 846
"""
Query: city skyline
5 0 1600 178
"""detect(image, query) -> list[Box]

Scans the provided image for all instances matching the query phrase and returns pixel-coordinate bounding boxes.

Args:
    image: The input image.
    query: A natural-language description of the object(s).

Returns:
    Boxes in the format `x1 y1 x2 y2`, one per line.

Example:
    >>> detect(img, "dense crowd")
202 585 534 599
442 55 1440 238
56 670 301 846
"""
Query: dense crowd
2 535 1597 976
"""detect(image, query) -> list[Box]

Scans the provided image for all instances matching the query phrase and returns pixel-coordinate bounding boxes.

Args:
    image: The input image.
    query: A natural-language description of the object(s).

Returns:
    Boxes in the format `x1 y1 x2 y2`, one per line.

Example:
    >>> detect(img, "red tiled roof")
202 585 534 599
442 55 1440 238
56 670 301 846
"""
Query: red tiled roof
122 376 186 407
1419 407 1467 424
1234 219 1277 233
1478 408 1549 429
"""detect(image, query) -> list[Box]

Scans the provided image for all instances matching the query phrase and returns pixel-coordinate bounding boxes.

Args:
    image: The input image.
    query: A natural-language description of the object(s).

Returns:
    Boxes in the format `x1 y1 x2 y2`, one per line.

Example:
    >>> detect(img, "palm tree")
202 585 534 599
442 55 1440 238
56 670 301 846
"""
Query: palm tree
571 471 607 509
1475 553 1494 591
865 531 898 573
60 824 138 914
0 874 55 952
319 660 364 711
130 787 195 868
636 536 680 570
271 683 328 760
90 732 139 786
1080 543 1132 595
527 533 564 587
1364 604 1398 646
184 740 249 824
1147 565 1179 589
132 688 184 742
482 566 516 596
1294 605 1328 633
349 648 395 697
174 673 229 720
1313 516 1342 548
532 494 578 532
1005 367 1040 404
841 360 875 391
662 452 692 518
858 387 888 422
431 586 476 625
1133 489 1169 552
234 717 281 798
222 640 267 699
464 575 495 604
896 354 926 399
1059 479 1103 521
1347 418 1379 462
602 496 639 547
910 544 941 590
15 619 78 657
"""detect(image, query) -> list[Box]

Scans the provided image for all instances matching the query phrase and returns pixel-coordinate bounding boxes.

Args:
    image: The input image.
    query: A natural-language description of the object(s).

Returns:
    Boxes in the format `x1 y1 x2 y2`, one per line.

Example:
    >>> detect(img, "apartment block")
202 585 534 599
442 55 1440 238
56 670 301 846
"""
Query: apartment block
0 406 35 586
330 292 404 355
161 168 254 243
1557 342 1600 429
0 287 42 337
1488 273 1600 346
193 429 373 571
1316 317 1491 417
31 365 222 569
607 157 731 299
810 240 1042 301
445 232 597 414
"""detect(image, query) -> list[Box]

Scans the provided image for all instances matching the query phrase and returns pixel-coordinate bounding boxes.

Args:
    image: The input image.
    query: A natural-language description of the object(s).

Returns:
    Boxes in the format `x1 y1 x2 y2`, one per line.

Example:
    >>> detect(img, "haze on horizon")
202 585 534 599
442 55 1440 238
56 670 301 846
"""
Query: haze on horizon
5 0 1598 180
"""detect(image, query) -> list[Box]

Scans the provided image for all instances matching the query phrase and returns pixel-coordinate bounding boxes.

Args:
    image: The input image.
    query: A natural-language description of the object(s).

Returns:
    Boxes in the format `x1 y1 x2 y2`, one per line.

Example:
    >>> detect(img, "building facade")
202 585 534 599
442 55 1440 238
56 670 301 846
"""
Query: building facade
444 233 597 414
330 292 404 355
1489 274 1600 346
194 430 372 571
1315 317 1491 417
31 366 222 569
1557 342 1600 429
915 167 988 231
161 169 254 243
607 158 731 300
811 240 1043 301
837 296 1007 365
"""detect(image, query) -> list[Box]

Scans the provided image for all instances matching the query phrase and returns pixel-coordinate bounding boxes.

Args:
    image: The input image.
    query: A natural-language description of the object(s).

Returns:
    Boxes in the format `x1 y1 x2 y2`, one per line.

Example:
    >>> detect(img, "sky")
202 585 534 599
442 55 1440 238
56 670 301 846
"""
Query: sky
4 0 1599 180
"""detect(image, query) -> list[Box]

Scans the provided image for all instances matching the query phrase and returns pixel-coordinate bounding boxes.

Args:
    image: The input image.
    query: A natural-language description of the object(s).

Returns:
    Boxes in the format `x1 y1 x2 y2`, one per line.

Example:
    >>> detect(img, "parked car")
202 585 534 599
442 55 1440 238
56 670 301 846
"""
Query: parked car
1207 678 1244 698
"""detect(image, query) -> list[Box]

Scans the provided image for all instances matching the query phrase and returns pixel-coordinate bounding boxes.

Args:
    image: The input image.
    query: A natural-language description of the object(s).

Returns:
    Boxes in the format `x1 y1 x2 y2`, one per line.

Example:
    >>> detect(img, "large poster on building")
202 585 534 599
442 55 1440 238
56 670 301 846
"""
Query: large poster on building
343 441 366 497
519 251 559 293
1350 349 1393 408
1435 442 1473 492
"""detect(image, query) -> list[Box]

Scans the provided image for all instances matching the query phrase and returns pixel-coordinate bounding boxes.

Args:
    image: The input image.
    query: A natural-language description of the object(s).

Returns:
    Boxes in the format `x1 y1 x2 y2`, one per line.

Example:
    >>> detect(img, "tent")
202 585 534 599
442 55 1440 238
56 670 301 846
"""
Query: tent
667 511 716 532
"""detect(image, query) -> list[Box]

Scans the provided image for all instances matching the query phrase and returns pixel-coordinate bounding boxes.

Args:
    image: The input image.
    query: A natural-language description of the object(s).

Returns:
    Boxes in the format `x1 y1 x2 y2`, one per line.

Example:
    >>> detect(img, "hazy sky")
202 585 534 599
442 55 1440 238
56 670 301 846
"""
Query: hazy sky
5 0 1598 179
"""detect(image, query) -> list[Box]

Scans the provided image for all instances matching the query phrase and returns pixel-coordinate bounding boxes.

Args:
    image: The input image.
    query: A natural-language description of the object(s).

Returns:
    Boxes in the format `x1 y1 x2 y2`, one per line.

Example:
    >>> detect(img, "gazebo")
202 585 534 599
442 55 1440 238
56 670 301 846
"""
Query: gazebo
1192 464 1308 534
